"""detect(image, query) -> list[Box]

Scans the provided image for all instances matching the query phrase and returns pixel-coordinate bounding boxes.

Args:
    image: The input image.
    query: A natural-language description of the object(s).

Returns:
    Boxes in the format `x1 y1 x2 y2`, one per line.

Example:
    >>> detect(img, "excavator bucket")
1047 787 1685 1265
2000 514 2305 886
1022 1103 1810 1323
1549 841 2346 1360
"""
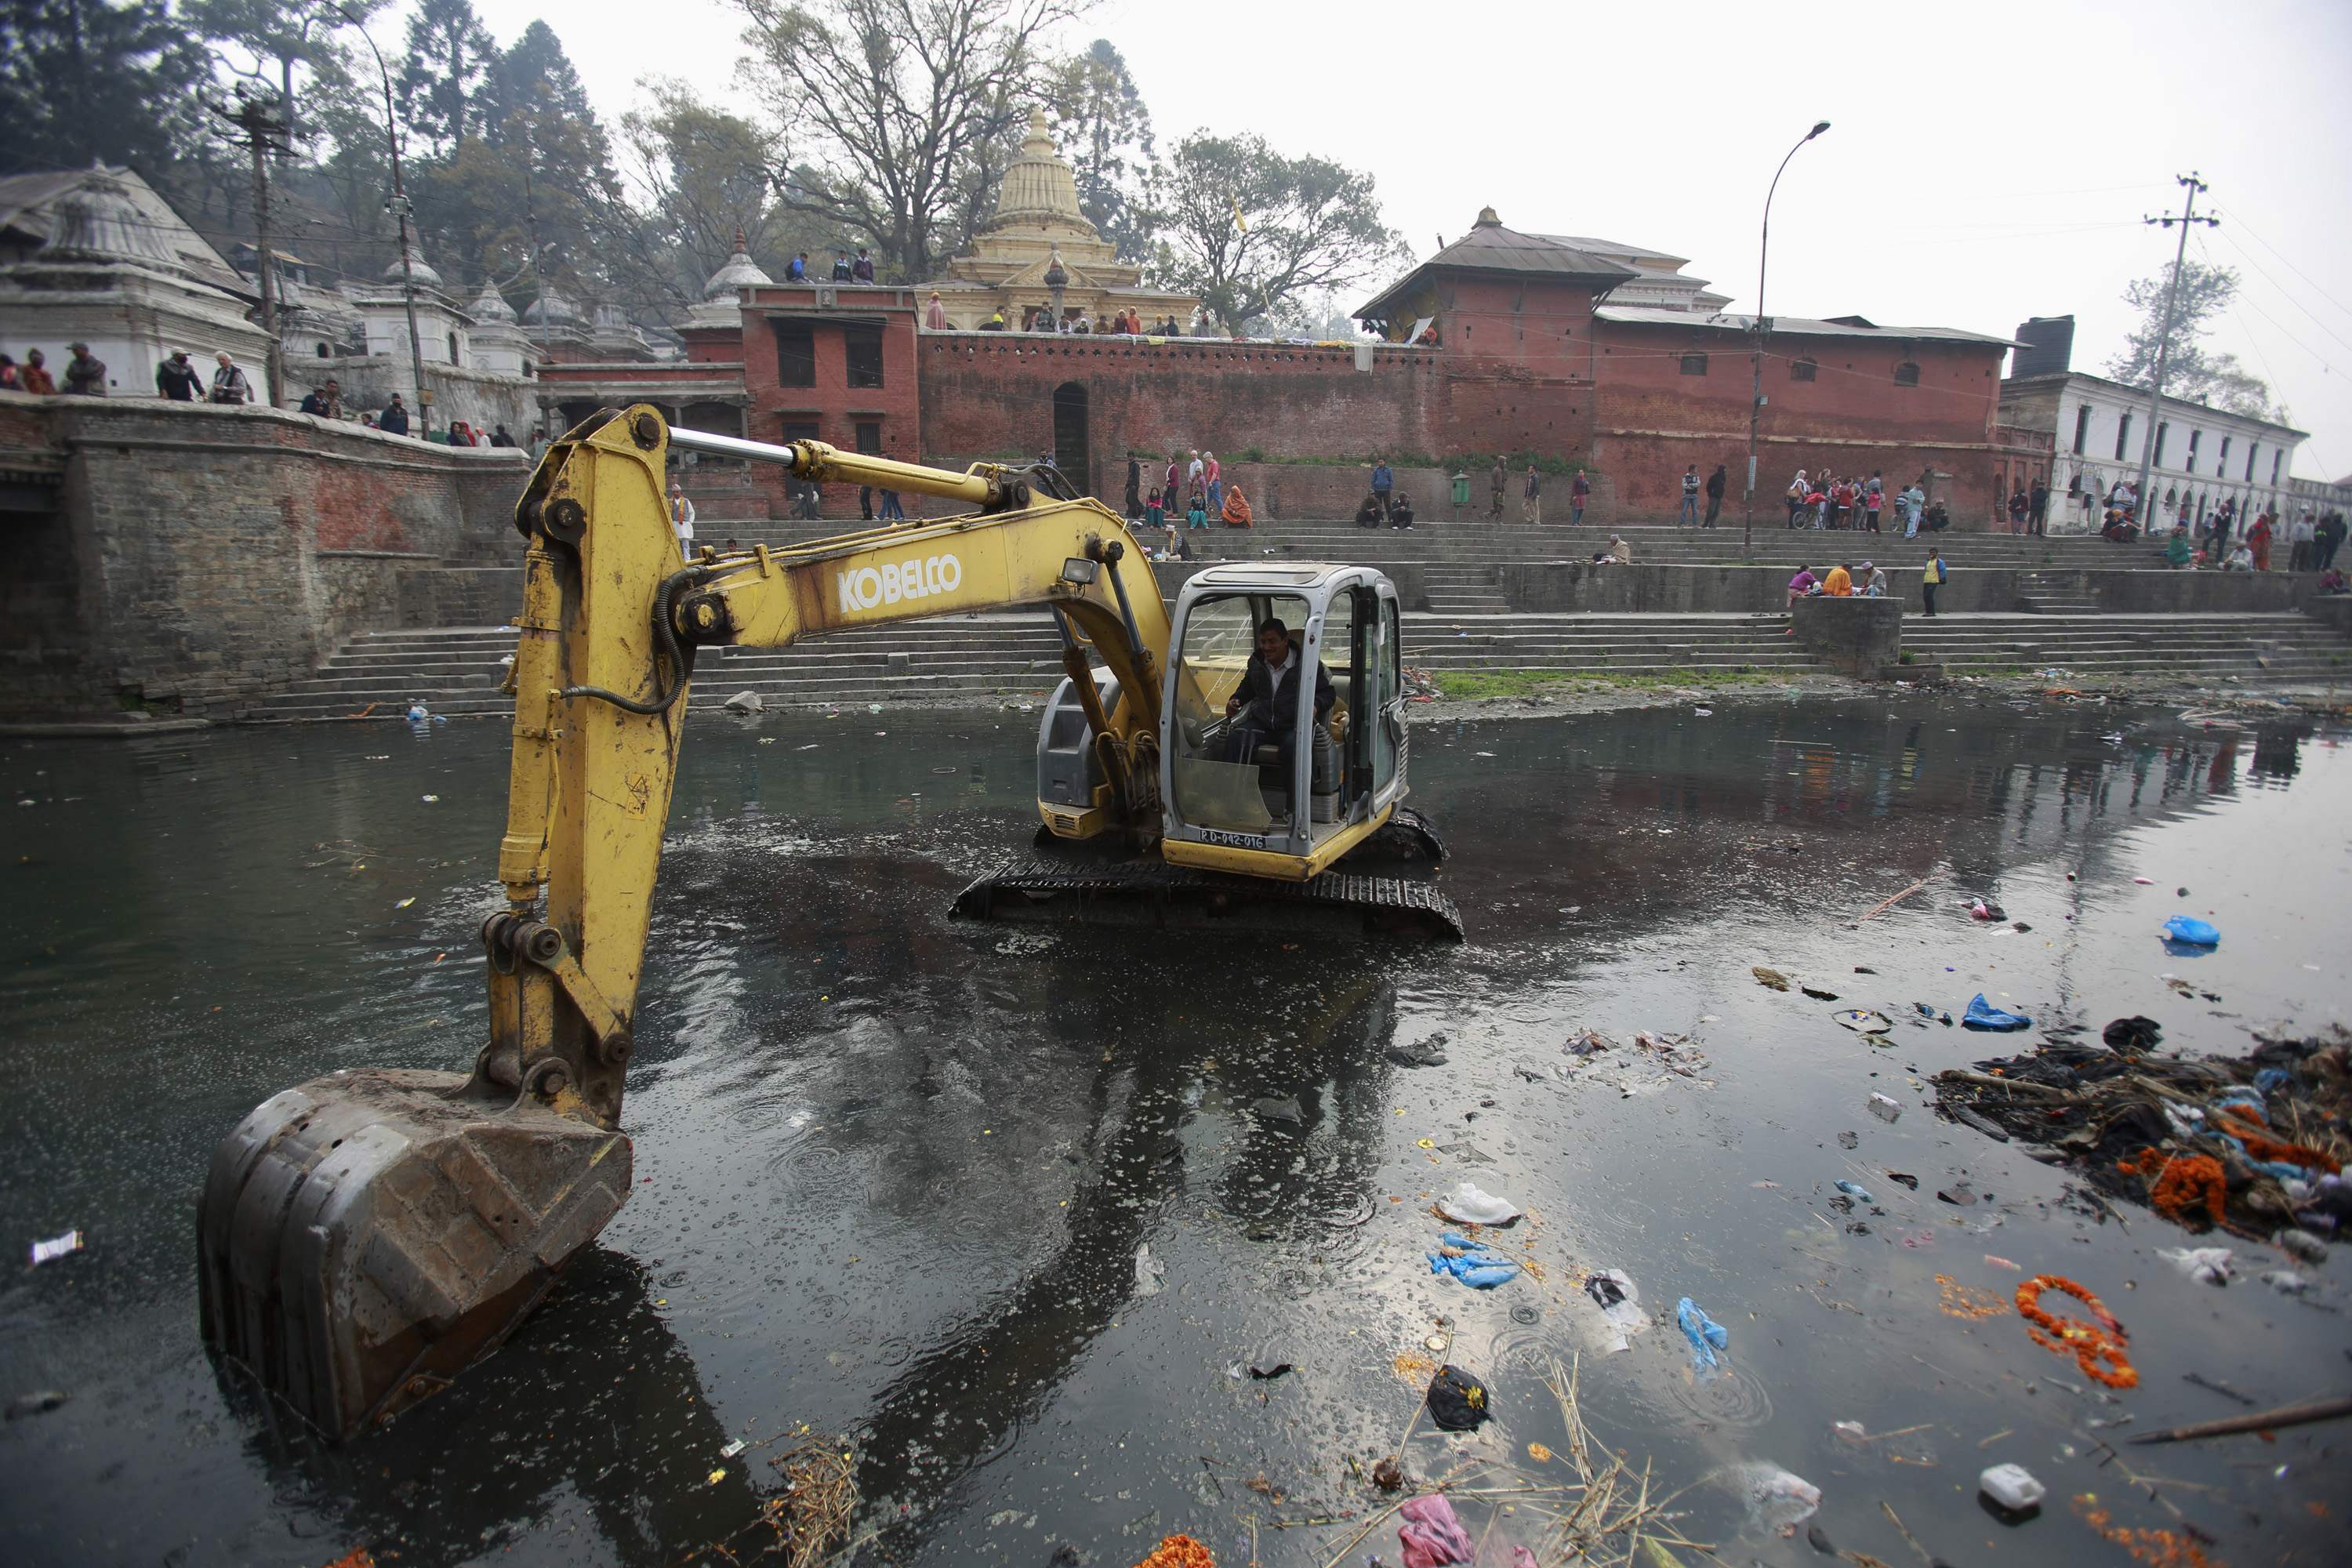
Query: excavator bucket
196 1067 632 1440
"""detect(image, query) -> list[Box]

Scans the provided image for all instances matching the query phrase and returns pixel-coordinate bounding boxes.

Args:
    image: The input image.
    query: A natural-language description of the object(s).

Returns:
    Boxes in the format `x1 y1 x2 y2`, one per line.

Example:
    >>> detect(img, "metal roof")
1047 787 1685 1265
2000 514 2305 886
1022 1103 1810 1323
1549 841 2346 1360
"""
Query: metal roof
1356 212 1637 321
1595 303 2025 349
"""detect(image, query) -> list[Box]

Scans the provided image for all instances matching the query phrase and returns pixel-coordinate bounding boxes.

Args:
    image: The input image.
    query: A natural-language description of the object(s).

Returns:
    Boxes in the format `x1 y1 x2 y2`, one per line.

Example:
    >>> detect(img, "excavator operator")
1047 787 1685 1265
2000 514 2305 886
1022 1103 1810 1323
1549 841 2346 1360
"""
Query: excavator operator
1224 615 1335 779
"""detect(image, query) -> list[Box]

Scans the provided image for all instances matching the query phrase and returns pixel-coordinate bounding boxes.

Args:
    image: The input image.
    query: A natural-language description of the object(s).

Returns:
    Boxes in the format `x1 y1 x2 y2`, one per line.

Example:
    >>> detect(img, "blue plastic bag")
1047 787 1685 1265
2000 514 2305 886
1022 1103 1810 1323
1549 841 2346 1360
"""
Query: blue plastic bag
1676 1297 1729 1369
1962 993 2032 1031
1428 1232 1520 1289
2161 914 2220 947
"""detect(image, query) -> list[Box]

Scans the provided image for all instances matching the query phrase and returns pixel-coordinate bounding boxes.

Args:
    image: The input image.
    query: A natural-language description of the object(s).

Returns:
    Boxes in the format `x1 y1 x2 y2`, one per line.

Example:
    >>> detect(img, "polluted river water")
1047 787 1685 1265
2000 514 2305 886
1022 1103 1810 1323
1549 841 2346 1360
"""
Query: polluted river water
1 695 2347 1567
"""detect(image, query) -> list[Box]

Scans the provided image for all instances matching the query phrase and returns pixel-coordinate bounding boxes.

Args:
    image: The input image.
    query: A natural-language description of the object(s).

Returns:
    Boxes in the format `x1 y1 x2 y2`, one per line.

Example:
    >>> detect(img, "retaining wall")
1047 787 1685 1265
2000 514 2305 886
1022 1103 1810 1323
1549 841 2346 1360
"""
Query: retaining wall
0 391 527 718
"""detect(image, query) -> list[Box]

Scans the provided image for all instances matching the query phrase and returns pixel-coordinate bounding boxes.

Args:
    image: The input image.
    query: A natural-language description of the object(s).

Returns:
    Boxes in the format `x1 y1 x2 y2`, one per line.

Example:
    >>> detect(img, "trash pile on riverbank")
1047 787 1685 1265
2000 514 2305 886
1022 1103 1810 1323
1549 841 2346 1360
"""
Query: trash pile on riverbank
1933 1025 2350 1240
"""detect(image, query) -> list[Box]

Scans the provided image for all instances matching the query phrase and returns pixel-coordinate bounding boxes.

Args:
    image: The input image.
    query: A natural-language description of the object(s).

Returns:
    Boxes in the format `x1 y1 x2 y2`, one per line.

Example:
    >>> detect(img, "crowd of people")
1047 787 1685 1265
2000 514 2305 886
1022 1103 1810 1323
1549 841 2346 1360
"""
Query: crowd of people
973 303 1200 336
1784 550 1941 619
1125 448 1254 537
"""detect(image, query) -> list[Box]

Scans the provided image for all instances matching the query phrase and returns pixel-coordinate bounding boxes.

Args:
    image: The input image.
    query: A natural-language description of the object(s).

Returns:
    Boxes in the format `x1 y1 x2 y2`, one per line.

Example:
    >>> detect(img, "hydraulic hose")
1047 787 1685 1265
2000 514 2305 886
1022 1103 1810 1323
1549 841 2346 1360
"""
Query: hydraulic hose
561 568 706 714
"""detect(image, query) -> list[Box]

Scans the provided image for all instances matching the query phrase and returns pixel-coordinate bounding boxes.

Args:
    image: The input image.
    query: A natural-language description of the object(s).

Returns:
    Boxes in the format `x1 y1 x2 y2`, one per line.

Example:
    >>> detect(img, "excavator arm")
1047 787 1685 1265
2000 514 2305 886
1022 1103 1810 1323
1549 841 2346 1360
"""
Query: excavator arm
198 408 1174 1439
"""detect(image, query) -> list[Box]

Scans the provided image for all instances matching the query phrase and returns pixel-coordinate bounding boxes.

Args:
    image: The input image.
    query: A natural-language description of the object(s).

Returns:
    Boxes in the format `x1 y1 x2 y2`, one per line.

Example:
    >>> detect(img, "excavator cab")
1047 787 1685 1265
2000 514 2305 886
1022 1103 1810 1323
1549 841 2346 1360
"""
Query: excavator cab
1160 565 1406 864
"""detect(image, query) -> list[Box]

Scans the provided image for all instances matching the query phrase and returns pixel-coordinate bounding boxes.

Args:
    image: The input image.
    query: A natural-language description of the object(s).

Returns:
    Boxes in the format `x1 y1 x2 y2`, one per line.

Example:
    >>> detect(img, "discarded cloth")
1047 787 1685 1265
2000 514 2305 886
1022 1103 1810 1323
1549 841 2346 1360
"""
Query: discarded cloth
2161 914 2220 947
1436 1181 1521 1226
2156 1246 2234 1285
1397 1494 1473 1567
1428 1232 1519 1288
1676 1297 1729 1369
2103 1015 2163 1051
1424 1364 1490 1432
1834 1180 1875 1203
1962 993 2033 1031
1584 1268 1646 1349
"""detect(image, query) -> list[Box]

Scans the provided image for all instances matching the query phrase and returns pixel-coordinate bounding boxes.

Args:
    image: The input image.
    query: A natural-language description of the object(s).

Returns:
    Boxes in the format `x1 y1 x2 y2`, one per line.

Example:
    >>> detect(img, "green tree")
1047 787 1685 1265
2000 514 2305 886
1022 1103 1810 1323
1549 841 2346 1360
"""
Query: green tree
1145 132 1406 333
0 0 210 180
615 81 789 307
2104 259 2274 419
1044 38 1152 260
397 0 498 158
728 0 1081 281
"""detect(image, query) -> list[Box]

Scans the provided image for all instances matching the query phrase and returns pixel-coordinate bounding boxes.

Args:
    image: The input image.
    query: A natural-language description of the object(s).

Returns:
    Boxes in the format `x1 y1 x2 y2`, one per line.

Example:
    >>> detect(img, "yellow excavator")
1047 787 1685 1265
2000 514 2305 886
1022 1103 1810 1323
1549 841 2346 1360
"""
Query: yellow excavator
197 407 1455 1440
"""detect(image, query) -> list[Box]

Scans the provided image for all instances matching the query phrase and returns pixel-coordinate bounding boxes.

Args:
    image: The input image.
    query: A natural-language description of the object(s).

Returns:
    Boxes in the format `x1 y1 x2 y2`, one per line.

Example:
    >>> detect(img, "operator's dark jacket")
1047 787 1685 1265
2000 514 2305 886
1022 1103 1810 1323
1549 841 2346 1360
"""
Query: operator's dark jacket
1232 641 1335 733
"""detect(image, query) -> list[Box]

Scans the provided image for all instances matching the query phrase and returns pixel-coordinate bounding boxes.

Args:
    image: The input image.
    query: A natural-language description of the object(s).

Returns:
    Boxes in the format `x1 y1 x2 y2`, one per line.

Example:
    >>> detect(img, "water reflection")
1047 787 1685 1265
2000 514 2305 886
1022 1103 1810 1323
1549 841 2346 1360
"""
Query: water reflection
0 701 2341 1568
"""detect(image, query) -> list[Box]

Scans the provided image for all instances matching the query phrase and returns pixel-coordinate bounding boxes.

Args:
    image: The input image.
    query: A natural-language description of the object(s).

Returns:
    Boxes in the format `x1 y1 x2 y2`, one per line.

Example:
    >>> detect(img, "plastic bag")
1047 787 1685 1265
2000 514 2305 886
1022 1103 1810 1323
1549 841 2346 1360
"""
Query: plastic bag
1962 993 2032 1031
1436 1181 1521 1226
1676 1297 1729 1368
2161 914 2220 946
1428 1232 1519 1288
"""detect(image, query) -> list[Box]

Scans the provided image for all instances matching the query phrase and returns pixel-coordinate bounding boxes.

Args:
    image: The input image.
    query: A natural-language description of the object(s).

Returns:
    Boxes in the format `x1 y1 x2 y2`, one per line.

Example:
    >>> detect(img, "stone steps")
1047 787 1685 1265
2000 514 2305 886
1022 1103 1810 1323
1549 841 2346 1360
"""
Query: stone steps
245 611 1839 720
1898 614 2349 676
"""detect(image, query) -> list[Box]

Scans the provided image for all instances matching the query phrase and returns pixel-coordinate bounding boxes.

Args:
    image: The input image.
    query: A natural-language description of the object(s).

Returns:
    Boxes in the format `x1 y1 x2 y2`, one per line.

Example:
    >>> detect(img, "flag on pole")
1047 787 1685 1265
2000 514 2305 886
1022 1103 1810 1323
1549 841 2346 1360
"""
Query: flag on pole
1232 195 1247 234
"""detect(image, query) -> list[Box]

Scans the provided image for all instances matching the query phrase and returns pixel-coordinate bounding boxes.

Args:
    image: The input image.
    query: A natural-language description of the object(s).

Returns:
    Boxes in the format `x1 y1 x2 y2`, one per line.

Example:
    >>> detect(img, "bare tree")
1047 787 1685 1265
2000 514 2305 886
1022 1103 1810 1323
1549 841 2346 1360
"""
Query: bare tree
728 0 1083 281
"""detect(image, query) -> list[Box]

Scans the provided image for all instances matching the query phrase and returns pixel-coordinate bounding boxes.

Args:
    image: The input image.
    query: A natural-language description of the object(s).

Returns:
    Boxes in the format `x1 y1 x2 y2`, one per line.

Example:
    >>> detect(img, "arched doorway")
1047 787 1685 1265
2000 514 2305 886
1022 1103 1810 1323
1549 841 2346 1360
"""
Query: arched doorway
1052 382 1091 495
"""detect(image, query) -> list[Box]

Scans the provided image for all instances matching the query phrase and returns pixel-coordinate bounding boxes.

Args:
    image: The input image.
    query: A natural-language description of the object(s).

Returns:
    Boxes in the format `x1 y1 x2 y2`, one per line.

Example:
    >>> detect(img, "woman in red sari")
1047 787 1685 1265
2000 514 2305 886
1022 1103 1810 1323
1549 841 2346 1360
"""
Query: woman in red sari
2248 511 2274 572
1221 483 1254 528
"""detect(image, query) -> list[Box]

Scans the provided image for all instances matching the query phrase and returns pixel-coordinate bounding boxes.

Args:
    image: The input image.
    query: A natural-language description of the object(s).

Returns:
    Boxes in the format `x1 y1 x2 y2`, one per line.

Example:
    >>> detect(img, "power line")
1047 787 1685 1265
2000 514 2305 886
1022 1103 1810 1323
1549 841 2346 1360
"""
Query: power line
2204 223 2352 359
2217 209 2352 327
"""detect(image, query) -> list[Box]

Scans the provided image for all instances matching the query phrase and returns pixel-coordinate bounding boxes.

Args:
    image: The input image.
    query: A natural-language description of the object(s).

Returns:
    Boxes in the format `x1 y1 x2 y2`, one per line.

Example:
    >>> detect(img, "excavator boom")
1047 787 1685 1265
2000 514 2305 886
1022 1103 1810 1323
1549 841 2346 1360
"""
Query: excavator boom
197 407 1448 1441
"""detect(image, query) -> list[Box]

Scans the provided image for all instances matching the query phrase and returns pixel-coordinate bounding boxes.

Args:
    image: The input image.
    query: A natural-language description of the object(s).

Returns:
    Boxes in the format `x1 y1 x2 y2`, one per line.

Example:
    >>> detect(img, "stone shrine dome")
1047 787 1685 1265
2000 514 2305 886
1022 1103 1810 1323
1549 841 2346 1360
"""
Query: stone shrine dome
38 172 185 271
702 230 774 299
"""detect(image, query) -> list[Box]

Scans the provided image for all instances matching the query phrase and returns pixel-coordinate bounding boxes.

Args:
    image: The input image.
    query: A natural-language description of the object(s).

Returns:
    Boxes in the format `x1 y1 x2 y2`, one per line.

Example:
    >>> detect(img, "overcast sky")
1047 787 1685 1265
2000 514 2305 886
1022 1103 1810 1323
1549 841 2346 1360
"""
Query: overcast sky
458 0 2352 481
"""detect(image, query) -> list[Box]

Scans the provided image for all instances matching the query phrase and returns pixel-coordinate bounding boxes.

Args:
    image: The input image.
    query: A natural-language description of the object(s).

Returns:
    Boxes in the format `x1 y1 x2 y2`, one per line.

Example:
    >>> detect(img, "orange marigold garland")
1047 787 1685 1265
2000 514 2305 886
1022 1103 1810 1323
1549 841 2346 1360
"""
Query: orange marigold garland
2116 1146 2227 1226
2216 1107 2342 1174
1132 1534 1214 1568
2016 1274 2137 1389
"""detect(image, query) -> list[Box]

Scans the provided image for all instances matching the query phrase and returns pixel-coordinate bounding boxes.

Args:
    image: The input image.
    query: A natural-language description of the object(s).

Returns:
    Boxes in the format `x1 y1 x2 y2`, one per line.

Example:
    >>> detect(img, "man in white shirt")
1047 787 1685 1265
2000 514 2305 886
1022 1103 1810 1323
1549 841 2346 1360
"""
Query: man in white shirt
670 481 696 554
2290 507 2318 572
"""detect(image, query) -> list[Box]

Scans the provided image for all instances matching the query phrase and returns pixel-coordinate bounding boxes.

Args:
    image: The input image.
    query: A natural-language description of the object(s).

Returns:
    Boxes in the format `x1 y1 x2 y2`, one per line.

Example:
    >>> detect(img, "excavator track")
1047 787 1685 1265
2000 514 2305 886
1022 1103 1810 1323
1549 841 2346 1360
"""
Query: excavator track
952 855 1464 939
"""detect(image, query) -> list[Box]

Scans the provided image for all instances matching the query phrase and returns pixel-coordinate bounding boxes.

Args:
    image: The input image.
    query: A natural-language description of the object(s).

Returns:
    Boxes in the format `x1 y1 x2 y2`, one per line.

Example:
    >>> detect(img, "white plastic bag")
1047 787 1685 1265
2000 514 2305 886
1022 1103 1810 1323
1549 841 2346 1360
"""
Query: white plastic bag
1437 1181 1521 1225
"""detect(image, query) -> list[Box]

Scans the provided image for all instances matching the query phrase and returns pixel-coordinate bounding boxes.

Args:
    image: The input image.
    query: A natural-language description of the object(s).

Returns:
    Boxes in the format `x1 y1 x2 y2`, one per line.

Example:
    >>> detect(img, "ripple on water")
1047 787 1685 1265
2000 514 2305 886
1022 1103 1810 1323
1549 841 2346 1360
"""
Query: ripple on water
1656 1356 1776 1431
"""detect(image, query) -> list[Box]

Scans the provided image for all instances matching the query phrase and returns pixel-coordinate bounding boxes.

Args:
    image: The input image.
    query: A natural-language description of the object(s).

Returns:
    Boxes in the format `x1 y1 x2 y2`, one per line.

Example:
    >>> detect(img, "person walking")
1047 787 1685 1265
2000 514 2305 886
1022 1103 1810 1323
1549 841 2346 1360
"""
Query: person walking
1704 463 1726 528
786 252 808 280
62 342 106 395
2006 485 2028 535
1900 481 1926 539
1921 546 1947 617
878 487 904 521
1569 467 1591 527
208 351 250 405
1676 463 1700 525
1370 456 1394 522
1489 456 1507 520
1204 451 1221 515
156 348 203 401
19 348 55 394
1523 464 1542 524
2028 476 2049 536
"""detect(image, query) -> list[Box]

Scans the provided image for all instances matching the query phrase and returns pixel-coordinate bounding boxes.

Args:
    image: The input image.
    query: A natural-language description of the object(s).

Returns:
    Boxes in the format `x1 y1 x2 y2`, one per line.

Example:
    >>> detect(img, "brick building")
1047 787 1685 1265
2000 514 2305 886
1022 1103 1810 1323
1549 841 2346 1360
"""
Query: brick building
551 198 2045 526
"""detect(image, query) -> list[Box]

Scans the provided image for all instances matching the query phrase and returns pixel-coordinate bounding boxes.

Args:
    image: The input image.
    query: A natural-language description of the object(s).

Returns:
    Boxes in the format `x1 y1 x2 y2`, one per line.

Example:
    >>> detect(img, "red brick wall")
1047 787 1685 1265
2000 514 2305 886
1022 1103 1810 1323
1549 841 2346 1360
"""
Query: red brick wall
735 287 923 514
916 334 1450 496
1435 275 1602 379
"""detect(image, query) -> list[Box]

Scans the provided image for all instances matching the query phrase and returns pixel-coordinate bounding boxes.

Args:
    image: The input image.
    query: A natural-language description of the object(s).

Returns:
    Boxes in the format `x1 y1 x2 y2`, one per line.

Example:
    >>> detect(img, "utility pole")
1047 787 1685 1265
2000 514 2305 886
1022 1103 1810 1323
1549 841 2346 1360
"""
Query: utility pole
1744 121 1831 553
213 94 292 408
2132 172 2219 524
328 3 430 423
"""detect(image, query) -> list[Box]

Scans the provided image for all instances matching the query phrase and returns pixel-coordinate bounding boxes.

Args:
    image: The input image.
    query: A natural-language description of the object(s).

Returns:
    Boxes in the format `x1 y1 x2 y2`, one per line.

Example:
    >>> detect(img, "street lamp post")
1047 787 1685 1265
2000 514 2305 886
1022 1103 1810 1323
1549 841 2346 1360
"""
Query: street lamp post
1744 121 1831 553
332 5 428 422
